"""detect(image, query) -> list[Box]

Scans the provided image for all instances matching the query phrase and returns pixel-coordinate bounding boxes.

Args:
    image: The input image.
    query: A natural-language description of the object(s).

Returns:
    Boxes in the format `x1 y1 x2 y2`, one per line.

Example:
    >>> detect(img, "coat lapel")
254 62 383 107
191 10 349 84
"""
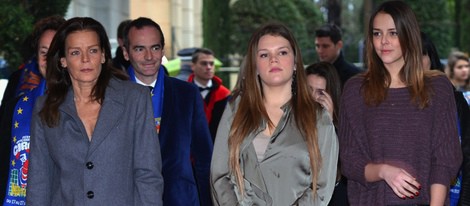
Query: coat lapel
87 79 124 156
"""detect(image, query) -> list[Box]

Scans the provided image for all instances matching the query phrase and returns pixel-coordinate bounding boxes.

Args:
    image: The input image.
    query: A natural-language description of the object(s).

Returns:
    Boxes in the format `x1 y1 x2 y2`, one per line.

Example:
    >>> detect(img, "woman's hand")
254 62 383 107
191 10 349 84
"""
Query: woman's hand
380 164 421 199
315 90 334 118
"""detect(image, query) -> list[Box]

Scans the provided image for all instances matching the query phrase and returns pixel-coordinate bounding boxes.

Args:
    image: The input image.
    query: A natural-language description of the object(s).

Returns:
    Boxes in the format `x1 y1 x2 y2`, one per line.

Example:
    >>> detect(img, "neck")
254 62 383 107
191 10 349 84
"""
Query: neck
72 83 95 103
135 71 158 85
263 84 292 108
385 61 406 88
195 77 210 87
451 78 467 88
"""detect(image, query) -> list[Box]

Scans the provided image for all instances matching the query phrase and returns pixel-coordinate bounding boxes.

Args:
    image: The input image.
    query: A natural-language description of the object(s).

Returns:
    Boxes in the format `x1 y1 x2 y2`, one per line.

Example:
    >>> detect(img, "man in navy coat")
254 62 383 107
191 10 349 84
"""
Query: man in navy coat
123 17 213 206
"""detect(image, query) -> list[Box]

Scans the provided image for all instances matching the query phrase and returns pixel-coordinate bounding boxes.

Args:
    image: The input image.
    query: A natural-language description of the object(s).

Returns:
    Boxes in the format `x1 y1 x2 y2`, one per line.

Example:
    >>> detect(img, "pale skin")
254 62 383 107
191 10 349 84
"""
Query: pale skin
307 74 334 118
60 30 105 141
123 26 164 85
450 59 470 88
368 12 446 205
256 34 295 136
191 53 215 86
314 36 342 64
37 29 56 77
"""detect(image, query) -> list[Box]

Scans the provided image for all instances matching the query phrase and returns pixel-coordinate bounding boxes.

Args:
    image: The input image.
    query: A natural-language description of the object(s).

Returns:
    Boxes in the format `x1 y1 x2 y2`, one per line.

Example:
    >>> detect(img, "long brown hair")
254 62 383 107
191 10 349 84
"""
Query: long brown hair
40 17 127 127
305 62 342 127
228 22 322 197
363 0 441 109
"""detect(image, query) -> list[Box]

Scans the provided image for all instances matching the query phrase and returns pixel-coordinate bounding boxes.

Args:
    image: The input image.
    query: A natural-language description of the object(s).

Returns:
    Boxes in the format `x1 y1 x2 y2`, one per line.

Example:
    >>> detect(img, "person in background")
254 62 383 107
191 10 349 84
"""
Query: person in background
123 17 213 206
446 51 470 104
211 21 338 205
0 15 65 118
315 24 362 88
112 19 131 71
187 48 230 141
306 62 341 127
339 1 462 205
0 15 65 204
26 17 163 205
175 47 198 81
306 62 347 206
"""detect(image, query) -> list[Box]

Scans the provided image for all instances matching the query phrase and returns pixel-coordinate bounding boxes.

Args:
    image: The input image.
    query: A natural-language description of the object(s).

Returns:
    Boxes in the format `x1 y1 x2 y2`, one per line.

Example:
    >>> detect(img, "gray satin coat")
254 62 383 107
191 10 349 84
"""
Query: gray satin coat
26 78 164 206
211 102 338 206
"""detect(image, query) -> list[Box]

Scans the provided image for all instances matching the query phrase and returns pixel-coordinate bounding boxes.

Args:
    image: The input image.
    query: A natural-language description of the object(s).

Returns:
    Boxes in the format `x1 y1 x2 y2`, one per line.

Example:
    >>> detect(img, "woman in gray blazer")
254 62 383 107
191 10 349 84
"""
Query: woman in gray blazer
210 22 338 205
26 17 163 205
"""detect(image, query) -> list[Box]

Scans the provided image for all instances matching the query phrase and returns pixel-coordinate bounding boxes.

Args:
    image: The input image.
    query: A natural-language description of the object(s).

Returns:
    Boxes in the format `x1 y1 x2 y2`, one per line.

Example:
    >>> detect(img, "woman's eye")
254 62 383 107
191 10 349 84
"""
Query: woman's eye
259 53 268 58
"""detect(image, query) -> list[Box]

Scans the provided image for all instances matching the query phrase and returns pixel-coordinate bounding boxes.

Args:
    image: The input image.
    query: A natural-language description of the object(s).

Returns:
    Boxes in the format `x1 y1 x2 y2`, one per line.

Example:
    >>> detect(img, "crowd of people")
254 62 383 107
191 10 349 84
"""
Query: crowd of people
0 0 469 205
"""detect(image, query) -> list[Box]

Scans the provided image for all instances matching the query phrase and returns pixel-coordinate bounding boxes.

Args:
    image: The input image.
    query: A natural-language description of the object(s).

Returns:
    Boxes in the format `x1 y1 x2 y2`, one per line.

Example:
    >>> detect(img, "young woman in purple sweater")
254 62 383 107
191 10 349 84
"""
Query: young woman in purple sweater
339 1 462 205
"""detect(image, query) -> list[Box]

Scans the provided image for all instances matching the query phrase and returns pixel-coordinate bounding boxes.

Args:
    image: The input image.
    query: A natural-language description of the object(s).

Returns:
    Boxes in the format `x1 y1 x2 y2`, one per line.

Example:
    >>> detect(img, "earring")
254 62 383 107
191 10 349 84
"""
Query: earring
291 70 297 96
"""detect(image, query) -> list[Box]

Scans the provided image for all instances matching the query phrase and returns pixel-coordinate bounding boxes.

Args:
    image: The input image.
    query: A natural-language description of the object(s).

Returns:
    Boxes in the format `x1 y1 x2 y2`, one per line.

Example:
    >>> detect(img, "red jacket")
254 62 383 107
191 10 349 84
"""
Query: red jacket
188 74 230 141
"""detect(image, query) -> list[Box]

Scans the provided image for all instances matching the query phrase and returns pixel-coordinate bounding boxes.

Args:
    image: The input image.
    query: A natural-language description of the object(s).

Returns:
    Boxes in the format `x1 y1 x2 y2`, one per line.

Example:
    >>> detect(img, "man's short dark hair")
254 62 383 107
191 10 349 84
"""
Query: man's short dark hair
123 17 165 50
192 48 214 63
315 24 342 44
117 19 131 39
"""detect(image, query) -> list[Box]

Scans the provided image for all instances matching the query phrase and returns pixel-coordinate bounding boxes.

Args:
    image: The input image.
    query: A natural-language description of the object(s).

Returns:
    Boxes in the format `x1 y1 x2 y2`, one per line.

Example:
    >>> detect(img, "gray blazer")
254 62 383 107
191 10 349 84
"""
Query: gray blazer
211 102 338 206
26 78 163 206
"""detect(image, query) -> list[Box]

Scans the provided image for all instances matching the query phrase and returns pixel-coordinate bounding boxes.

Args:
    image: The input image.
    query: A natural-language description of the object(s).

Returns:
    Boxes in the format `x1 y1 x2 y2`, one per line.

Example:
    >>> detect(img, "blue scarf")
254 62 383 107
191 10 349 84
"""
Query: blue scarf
3 79 45 206
15 57 42 98
127 65 164 133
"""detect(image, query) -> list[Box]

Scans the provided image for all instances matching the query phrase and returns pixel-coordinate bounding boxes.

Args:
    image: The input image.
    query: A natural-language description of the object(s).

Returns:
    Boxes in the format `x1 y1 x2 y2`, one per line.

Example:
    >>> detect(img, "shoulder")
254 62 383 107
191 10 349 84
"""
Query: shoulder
427 73 452 88
425 74 454 99
165 76 199 93
343 75 364 95
109 77 147 93
106 78 150 105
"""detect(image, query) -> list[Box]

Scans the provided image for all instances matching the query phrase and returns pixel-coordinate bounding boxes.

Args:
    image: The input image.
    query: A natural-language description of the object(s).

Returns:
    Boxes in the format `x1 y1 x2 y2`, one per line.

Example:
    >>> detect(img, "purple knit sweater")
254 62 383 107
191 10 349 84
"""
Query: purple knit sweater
339 75 462 206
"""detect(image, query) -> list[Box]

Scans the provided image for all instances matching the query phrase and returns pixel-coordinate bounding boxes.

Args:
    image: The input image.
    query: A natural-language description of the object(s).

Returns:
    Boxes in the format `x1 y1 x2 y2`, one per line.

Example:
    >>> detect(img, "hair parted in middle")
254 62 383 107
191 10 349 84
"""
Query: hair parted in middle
362 0 441 109
228 21 322 198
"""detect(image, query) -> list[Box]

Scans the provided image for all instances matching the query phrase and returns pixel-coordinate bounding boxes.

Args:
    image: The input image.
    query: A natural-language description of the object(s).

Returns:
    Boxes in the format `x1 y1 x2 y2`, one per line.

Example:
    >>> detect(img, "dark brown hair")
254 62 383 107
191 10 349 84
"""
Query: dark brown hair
363 0 441 109
40 17 127 127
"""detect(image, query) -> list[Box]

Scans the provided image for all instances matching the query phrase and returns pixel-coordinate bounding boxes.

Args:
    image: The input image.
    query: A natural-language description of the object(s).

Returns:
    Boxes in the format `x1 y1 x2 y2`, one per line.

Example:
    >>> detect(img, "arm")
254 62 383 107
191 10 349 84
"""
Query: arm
26 98 53 205
365 163 420 198
210 105 238 205
313 110 339 205
338 81 372 186
191 87 214 206
133 87 164 205
429 77 462 197
430 183 447 206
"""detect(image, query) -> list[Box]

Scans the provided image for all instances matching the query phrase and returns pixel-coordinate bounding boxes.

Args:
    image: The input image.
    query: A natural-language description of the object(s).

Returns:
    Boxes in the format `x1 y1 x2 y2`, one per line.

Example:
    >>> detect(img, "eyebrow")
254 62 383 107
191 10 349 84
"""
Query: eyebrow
257 46 290 52
132 44 161 49
67 44 100 50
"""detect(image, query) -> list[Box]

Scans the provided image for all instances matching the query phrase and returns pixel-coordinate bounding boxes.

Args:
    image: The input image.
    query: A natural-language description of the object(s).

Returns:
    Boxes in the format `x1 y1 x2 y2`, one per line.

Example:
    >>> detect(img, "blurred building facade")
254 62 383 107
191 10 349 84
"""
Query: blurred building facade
65 0 203 59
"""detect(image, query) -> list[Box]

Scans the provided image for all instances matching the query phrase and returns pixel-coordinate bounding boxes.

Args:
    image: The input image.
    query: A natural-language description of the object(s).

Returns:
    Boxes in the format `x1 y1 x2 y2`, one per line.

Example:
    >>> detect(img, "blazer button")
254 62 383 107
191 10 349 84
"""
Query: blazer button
86 162 94 169
87 191 94 199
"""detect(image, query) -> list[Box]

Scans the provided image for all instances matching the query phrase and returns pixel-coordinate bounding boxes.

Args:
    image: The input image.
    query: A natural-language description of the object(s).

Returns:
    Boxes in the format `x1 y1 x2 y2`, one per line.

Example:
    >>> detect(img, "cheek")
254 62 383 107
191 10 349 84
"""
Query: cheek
38 58 46 67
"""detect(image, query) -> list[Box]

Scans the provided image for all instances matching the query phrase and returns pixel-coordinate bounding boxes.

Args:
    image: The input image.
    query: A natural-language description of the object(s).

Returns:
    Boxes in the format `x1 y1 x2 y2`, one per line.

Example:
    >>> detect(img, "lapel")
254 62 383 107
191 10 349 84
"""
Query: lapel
59 78 125 157
88 79 124 156
157 75 172 143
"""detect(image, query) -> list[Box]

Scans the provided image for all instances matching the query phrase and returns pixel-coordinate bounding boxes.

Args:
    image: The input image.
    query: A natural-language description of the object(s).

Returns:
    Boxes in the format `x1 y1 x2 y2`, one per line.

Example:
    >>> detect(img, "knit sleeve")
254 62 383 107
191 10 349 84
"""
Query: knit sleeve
429 76 463 186
338 77 375 187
